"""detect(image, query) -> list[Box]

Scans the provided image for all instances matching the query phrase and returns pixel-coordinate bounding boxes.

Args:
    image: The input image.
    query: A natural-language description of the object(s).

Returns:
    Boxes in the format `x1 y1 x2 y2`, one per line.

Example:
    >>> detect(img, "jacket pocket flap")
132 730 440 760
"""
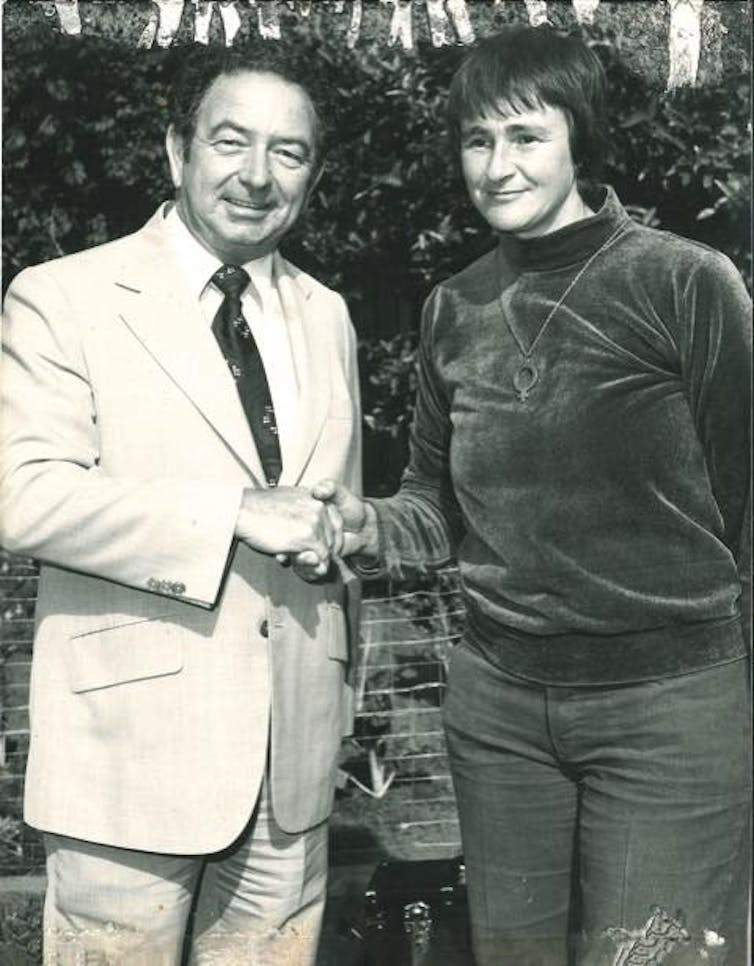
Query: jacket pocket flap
327 604 349 662
67 617 183 693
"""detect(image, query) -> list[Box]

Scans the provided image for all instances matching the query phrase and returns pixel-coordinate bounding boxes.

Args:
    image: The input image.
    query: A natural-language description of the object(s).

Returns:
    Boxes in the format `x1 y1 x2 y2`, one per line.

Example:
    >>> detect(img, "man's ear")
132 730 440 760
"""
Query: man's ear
165 125 185 189
305 161 325 205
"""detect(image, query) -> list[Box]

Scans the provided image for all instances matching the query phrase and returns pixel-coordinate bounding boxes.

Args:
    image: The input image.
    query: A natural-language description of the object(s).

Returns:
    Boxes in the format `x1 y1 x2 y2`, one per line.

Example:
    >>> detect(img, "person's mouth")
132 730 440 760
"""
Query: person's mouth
224 197 274 214
485 188 526 202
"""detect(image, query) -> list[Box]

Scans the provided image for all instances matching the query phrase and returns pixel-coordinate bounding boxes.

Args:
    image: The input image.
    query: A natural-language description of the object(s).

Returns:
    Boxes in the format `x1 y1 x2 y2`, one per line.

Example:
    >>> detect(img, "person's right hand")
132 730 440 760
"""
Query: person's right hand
310 480 380 558
286 481 378 582
312 479 365 535
234 486 342 568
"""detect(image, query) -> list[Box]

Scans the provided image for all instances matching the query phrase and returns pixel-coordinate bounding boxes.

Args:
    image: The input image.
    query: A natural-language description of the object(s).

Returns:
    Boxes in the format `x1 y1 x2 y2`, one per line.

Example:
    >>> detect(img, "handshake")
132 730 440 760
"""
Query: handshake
234 479 378 580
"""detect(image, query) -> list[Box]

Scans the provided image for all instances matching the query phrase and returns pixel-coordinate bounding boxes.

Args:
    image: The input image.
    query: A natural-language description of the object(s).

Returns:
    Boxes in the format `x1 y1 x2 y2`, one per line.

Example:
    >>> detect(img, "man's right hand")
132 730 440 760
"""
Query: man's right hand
234 486 342 565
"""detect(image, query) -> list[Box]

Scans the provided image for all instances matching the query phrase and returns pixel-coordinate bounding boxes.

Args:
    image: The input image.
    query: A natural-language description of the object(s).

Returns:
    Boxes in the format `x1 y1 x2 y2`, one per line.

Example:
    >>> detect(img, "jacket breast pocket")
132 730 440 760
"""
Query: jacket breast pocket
66 616 183 693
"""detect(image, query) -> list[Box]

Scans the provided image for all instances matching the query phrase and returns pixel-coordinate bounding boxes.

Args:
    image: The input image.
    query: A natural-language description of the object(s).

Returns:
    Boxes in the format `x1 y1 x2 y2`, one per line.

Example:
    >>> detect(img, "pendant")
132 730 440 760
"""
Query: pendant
513 362 538 402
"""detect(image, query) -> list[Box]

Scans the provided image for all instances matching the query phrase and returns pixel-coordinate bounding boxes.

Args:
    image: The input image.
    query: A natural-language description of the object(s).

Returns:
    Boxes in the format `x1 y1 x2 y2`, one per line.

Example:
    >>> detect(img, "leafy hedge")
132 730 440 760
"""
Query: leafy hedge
2 17 750 494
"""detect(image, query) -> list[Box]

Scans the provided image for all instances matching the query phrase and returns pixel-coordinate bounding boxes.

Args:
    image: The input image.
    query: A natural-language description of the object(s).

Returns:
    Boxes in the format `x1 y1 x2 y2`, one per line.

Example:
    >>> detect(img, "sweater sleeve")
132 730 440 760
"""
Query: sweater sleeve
365 287 465 579
680 251 752 633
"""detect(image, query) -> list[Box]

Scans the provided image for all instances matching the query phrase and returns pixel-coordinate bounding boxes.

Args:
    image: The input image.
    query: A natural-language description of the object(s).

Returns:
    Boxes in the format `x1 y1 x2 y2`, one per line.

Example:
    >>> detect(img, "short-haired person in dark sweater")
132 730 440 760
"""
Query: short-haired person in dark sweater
308 26 751 966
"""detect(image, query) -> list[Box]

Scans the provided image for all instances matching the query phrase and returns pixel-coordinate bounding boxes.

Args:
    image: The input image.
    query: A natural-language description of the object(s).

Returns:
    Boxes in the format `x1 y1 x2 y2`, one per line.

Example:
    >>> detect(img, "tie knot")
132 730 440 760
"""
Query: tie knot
212 264 250 299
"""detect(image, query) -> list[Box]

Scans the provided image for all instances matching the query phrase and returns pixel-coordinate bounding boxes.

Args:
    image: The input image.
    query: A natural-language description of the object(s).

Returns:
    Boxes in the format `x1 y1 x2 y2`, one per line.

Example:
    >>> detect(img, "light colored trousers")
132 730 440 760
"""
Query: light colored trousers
42 778 328 966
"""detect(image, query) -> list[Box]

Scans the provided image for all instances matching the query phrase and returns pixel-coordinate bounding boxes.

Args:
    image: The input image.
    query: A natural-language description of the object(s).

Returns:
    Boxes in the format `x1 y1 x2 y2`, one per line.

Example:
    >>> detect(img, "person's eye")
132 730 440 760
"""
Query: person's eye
512 133 539 146
213 138 245 153
273 147 308 168
462 135 490 150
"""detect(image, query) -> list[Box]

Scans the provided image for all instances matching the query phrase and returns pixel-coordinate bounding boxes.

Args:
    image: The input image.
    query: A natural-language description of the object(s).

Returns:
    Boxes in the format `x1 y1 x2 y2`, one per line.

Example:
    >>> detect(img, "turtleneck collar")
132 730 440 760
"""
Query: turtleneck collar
497 185 632 273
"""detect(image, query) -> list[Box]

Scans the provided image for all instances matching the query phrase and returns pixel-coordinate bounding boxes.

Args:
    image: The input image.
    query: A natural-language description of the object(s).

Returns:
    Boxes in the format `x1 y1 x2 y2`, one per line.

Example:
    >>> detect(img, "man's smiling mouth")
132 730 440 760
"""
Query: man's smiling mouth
225 197 273 212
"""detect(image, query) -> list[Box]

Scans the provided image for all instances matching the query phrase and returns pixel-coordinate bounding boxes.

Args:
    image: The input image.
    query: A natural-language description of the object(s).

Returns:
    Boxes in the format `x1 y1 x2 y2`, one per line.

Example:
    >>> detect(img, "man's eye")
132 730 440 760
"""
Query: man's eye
213 139 244 152
272 147 309 169
512 133 538 146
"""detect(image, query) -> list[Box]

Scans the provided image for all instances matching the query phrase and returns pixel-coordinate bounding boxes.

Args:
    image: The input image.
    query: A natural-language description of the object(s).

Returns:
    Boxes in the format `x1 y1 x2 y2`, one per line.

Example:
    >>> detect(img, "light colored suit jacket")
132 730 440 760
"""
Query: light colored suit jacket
0 206 362 855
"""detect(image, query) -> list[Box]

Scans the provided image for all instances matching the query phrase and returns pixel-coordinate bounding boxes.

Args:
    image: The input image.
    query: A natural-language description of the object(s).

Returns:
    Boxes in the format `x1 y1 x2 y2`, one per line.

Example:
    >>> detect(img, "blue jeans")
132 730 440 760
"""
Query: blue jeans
443 642 751 966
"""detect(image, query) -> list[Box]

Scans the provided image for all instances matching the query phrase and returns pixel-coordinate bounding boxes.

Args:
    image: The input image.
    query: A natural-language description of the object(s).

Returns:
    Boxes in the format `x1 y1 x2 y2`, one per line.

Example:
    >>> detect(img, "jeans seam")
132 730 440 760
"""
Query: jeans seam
543 687 568 765
618 820 630 926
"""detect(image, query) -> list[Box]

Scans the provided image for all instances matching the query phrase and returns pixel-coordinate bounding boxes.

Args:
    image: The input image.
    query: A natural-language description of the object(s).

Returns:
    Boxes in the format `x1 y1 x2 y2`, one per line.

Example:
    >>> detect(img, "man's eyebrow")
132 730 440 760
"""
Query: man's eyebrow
205 121 249 138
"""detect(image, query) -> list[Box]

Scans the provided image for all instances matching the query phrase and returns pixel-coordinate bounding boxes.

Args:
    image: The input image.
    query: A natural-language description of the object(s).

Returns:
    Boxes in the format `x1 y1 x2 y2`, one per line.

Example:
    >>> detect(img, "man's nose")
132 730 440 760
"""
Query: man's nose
237 144 271 189
486 140 515 181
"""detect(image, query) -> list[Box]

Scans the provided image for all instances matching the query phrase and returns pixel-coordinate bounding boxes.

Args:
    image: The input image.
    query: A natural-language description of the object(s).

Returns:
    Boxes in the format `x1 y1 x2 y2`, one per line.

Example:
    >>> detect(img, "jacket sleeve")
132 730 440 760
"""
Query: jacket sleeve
0 265 242 608
680 251 752 634
364 287 464 580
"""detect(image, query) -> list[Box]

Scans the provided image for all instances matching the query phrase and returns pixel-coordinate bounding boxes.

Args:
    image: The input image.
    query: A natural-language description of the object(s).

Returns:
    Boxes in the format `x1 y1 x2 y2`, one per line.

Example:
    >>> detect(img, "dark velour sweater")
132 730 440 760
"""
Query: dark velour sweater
368 187 751 685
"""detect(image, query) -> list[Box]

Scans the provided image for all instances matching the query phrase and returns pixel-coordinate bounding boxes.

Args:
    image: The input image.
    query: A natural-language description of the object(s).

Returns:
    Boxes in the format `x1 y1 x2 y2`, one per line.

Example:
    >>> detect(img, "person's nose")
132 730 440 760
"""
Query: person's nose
237 143 271 190
485 139 515 183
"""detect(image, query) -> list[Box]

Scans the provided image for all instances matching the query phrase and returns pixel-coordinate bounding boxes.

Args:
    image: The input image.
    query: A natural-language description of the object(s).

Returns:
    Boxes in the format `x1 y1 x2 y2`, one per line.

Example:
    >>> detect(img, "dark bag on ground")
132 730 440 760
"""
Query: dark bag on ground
362 855 472 965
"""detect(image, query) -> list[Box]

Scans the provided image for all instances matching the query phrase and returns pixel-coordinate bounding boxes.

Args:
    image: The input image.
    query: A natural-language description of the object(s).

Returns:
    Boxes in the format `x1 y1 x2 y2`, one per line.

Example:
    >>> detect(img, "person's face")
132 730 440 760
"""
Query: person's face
460 102 585 238
166 70 319 264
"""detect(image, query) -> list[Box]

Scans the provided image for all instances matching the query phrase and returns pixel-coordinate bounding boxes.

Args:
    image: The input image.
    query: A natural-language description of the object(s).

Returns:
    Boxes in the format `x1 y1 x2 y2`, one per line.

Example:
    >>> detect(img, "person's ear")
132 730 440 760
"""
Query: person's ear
304 161 325 205
165 125 186 189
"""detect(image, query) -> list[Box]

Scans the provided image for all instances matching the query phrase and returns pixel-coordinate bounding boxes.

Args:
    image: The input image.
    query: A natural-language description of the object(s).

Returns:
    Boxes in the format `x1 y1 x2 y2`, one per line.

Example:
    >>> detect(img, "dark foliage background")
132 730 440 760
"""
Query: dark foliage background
2 7 751 495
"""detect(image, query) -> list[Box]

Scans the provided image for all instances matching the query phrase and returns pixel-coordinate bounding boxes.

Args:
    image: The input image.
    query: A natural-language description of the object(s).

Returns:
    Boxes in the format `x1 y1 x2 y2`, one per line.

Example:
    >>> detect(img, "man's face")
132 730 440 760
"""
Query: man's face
460 102 583 238
167 70 318 264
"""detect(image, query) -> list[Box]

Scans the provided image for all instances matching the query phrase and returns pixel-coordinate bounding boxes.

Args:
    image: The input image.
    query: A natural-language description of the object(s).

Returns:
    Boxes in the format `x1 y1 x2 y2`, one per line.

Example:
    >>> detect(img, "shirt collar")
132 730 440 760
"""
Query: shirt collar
164 202 275 304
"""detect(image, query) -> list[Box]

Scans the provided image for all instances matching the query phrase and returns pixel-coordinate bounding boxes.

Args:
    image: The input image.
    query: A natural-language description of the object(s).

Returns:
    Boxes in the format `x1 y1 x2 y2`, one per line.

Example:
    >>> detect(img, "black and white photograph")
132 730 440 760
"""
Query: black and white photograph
1 2 751 963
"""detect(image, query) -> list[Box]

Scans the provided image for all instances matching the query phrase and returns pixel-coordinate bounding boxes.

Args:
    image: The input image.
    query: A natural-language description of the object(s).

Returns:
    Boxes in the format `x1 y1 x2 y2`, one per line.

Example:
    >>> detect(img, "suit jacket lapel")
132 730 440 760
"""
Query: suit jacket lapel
274 253 330 486
113 209 265 484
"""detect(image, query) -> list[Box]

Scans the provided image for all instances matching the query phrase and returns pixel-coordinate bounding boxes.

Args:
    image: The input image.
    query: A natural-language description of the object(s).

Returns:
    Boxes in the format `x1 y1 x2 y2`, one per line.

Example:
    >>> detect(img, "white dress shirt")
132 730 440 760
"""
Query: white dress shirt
164 204 299 476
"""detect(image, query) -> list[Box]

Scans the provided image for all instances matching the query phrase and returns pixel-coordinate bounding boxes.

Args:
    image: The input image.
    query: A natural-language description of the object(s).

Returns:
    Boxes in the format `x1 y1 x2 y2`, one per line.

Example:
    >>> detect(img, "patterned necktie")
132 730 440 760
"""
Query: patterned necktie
211 264 282 486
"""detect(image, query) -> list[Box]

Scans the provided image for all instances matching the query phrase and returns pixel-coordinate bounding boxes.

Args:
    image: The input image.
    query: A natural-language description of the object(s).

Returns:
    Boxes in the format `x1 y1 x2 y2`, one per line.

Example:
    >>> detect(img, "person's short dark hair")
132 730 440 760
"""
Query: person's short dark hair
447 25 608 183
168 47 326 169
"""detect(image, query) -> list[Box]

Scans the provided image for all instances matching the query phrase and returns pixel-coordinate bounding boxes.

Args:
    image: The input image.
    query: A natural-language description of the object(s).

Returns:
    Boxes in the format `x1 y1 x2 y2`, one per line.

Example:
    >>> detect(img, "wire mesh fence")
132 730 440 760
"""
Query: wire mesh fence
0 553 38 875
335 574 463 862
0 550 463 875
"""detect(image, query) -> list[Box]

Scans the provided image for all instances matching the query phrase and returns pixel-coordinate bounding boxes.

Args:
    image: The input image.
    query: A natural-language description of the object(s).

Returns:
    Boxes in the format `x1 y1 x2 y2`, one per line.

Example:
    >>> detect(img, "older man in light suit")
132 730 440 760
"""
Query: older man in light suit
1 49 360 965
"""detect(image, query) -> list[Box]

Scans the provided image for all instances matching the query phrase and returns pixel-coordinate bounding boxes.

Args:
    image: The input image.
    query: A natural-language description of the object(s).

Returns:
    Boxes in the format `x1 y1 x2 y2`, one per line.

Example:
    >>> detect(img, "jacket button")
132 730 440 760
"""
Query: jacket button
259 620 269 638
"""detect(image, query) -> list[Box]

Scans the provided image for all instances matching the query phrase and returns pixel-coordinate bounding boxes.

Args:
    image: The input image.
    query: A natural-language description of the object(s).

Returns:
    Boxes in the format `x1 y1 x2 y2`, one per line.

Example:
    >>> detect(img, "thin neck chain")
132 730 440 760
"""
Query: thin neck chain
504 222 628 360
